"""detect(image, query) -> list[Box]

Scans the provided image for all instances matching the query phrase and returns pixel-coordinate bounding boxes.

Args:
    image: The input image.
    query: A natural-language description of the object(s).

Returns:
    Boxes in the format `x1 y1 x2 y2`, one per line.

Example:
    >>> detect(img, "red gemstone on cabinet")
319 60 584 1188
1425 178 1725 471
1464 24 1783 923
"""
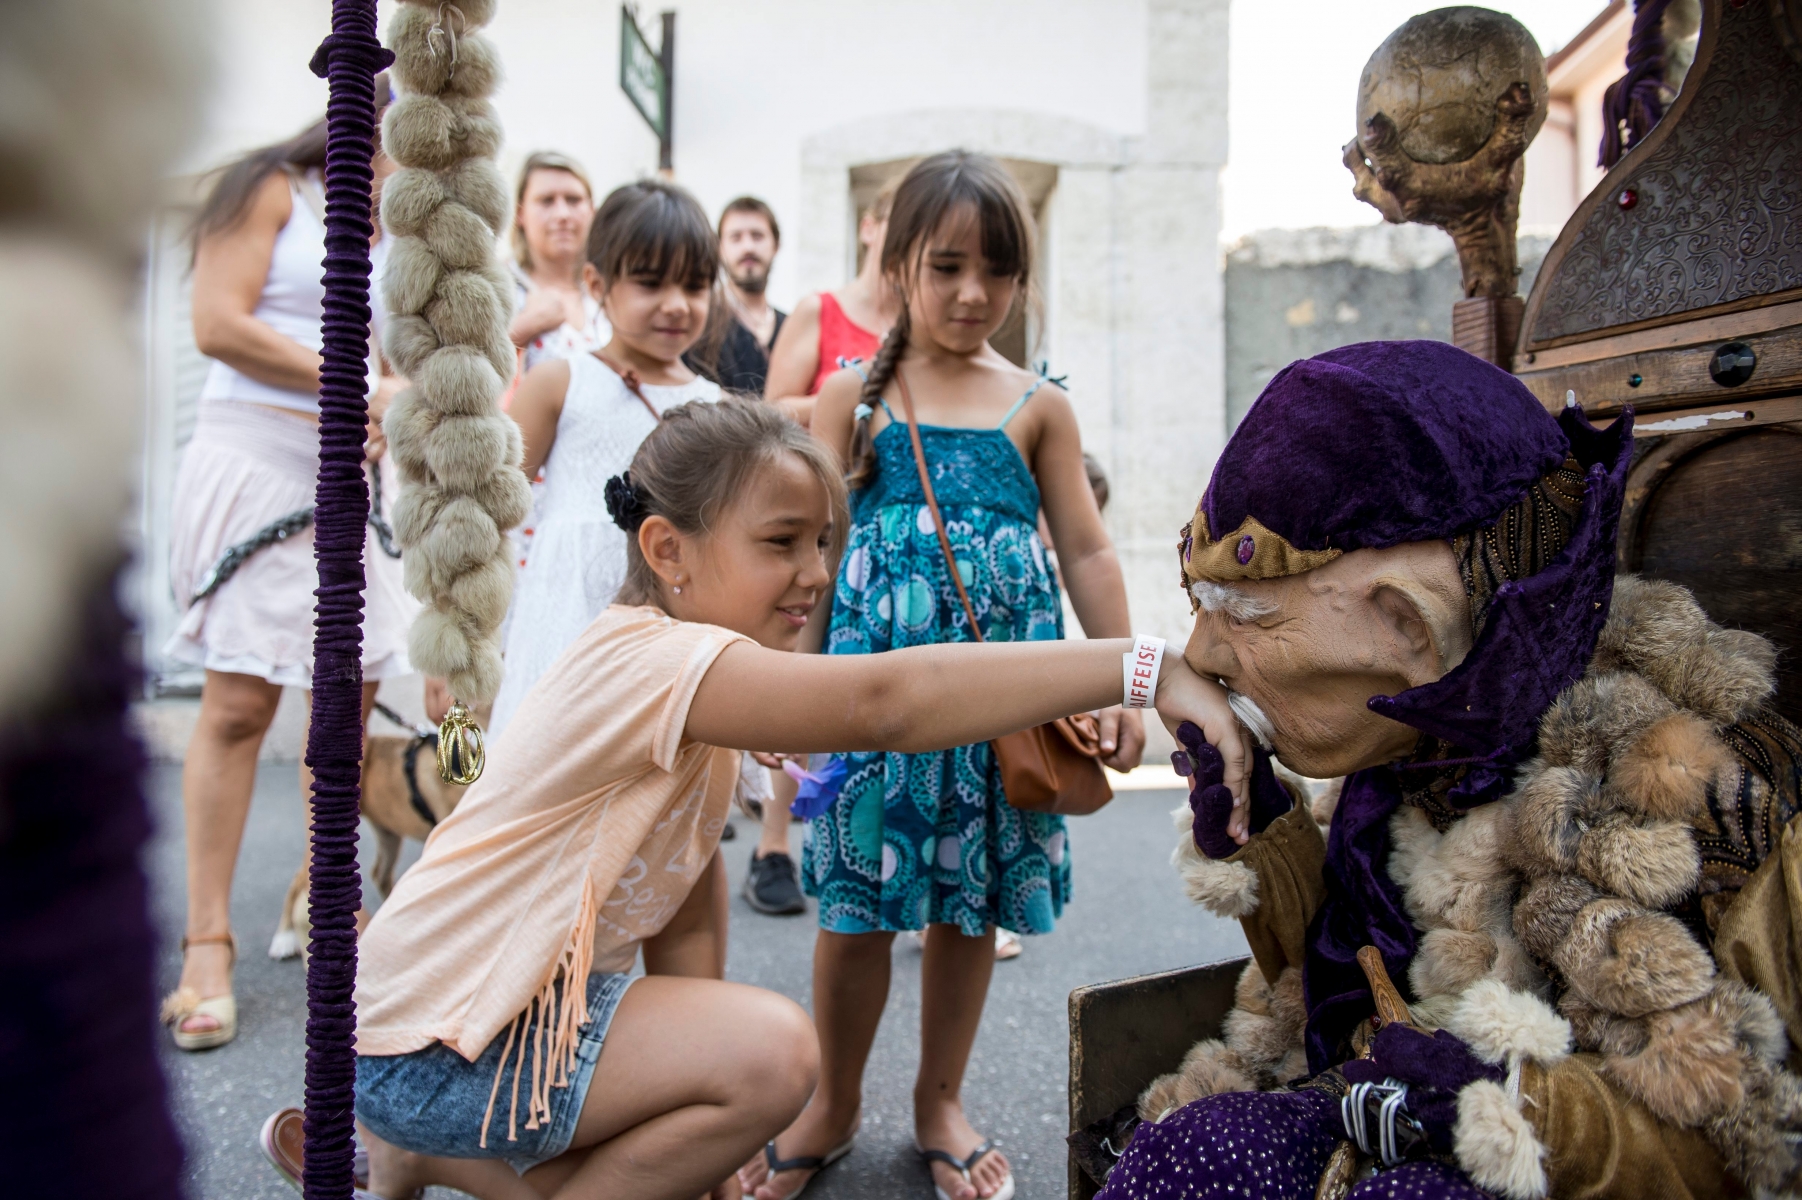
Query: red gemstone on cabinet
1618 188 1638 210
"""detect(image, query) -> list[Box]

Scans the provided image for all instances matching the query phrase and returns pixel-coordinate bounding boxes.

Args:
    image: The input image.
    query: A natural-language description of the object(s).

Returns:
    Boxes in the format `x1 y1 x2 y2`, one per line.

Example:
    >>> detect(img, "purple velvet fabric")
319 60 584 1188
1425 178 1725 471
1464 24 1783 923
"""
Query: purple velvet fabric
1101 1088 1494 1200
1097 1089 1341 1199
304 8 392 1198
0 566 184 1200
1343 1025 1503 1154
1346 1160 1495 1200
1303 405 1634 1071
1172 722 1293 859
1201 342 1570 554
1599 0 1674 169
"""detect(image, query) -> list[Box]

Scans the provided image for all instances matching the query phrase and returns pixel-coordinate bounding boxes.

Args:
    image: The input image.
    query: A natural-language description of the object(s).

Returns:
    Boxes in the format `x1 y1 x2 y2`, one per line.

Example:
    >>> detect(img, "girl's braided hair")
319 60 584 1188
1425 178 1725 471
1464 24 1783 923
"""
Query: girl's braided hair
845 150 1036 490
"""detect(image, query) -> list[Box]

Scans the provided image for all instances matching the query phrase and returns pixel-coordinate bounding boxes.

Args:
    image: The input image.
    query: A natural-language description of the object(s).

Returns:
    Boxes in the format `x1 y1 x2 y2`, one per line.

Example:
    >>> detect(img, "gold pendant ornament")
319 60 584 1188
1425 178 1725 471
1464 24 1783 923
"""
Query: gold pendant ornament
436 700 485 784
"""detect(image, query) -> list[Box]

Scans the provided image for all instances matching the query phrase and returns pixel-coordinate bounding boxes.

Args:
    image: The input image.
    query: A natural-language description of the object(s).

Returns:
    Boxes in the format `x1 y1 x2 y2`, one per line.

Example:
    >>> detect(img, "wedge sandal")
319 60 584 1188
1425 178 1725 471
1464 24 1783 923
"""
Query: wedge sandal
161 933 238 1051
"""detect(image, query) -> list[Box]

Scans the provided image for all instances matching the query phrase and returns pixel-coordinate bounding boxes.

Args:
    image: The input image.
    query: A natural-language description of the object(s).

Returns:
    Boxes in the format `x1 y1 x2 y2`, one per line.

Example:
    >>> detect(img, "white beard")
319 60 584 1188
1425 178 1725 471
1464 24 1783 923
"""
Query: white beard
1227 690 1276 751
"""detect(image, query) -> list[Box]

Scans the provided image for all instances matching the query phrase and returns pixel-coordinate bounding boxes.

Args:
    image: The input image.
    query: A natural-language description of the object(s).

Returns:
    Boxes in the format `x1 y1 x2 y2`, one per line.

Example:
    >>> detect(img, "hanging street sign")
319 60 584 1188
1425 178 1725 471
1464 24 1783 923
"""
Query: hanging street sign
619 6 675 170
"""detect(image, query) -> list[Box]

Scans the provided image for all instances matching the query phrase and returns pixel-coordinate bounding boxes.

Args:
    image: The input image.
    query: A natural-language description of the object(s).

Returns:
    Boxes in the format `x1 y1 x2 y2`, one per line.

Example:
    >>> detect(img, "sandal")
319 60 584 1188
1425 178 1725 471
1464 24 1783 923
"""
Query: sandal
260 1107 390 1196
917 1138 1015 1200
753 1136 855 1200
161 933 238 1051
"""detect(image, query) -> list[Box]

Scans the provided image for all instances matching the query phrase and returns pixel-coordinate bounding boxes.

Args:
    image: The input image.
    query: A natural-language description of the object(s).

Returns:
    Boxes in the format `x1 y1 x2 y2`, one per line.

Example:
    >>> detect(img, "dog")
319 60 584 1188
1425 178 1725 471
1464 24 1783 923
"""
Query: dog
269 705 468 961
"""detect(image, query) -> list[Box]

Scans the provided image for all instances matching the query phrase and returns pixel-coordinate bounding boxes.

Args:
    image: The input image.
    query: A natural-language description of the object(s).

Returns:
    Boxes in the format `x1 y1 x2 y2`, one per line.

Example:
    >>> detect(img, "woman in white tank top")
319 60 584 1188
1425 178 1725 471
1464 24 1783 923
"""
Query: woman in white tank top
162 96 417 1052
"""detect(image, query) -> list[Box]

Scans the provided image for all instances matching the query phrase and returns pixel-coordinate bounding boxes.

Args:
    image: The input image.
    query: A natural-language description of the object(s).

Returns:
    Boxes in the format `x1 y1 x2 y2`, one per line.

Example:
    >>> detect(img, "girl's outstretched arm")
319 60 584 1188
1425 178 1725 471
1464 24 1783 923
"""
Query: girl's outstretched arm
686 638 1249 800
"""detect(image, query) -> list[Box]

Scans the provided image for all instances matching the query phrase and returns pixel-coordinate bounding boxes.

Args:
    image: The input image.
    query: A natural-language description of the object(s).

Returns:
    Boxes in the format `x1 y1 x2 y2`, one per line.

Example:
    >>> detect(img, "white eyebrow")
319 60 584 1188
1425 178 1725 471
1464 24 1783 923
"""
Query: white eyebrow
1190 580 1279 621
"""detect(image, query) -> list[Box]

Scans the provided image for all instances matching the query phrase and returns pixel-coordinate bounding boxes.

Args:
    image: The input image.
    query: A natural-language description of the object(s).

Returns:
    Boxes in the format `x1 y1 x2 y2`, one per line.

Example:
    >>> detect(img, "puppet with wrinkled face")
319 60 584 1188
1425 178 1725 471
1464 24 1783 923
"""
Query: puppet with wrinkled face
1099 341 1802 1200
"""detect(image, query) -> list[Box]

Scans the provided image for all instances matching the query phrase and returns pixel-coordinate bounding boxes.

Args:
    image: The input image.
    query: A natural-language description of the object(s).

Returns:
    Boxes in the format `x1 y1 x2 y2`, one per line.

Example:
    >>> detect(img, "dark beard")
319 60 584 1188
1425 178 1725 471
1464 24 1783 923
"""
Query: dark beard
729 263 769 295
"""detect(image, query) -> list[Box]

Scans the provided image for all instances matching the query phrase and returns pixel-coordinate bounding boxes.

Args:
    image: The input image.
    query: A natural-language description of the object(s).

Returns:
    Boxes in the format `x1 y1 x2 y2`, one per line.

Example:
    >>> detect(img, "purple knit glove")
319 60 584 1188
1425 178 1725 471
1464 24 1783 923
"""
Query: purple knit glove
1171 721 1292 860
1341 1025 1503 1155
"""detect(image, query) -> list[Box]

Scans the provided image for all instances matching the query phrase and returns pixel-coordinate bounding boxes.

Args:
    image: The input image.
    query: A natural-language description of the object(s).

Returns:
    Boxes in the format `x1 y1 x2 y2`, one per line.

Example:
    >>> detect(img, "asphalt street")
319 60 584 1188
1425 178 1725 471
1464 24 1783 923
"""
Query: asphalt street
149 762 1249 1199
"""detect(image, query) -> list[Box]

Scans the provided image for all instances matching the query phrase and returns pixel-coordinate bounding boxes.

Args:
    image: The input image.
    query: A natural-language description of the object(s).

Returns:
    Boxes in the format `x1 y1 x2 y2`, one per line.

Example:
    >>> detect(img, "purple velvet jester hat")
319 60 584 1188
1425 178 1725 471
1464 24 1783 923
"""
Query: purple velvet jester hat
1183 340 1570 585
1181 338 1633 770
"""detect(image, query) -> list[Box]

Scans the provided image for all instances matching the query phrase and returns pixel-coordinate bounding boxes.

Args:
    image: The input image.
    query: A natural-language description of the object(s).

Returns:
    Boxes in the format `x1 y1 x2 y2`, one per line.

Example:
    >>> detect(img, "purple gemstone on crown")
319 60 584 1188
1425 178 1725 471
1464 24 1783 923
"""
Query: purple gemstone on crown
1236 534 1256 565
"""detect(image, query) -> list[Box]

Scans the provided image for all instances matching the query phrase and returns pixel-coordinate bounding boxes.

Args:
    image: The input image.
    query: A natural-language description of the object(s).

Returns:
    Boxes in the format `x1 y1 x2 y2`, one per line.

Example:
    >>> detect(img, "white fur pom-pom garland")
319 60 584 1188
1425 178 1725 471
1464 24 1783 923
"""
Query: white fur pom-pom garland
379 0 516 716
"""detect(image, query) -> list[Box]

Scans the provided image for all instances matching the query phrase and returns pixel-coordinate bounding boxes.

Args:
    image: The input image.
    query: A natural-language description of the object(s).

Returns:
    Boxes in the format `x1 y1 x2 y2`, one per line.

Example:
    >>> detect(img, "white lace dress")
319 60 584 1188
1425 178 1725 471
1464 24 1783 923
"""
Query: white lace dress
489 355 720 735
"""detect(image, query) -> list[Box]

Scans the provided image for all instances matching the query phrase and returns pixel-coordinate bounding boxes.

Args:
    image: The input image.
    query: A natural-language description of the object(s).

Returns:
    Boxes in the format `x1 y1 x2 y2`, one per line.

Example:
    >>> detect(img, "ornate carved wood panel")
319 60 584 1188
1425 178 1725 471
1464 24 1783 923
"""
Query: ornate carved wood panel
1522 0 1802 350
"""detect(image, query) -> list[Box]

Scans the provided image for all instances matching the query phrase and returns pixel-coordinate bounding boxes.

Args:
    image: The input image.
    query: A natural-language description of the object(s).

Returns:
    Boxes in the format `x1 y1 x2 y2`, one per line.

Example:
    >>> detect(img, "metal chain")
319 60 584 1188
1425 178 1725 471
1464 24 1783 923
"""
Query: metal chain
188 464 401 606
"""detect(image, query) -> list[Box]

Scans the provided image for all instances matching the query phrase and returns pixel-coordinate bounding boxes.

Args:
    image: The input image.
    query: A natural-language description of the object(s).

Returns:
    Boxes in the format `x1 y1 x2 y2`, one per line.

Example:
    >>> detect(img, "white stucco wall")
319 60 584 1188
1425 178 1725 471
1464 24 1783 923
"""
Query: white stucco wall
181 0 1153 311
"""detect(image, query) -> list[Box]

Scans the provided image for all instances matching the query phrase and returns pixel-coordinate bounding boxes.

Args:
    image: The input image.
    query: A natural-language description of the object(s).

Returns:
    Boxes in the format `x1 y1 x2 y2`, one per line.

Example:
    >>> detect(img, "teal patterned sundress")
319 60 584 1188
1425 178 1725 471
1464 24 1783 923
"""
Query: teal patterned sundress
802 379 1072 937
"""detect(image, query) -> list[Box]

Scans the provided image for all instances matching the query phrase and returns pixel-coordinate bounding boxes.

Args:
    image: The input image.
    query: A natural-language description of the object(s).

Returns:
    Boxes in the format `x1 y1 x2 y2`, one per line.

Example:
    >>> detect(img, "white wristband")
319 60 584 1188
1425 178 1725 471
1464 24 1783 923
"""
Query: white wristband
1122 634 1166 709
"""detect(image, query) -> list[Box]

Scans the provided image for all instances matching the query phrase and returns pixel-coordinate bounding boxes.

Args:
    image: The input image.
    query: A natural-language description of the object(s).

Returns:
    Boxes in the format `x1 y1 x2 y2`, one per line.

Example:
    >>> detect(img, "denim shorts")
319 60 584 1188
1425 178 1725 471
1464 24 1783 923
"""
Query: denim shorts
355 972 634 1173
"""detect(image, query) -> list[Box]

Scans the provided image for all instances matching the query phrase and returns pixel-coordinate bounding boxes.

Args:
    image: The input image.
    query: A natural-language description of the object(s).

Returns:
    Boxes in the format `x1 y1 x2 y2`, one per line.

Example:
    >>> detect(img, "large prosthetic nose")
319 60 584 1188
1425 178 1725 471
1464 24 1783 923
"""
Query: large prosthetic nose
1182 612 1277 750
1171 723 1293 860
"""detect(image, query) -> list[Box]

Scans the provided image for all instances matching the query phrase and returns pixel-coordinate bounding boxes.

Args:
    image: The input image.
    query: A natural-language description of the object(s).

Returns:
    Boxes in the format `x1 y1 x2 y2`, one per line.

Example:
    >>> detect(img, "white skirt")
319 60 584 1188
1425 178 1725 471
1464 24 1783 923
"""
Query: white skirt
163 401 417 688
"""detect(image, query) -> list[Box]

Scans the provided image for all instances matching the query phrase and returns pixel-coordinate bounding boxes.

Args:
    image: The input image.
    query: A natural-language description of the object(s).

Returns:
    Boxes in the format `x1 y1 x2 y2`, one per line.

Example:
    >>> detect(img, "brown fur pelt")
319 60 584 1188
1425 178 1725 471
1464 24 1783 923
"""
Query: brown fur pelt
1137 964 1309 1121
1494 576 1800 1186
380 0 525 706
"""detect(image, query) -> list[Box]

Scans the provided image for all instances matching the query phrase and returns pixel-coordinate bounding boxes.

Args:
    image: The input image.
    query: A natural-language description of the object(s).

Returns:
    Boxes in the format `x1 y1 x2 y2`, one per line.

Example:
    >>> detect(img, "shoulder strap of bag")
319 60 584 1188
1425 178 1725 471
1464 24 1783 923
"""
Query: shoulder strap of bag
894 367 984 644
591 351 663 422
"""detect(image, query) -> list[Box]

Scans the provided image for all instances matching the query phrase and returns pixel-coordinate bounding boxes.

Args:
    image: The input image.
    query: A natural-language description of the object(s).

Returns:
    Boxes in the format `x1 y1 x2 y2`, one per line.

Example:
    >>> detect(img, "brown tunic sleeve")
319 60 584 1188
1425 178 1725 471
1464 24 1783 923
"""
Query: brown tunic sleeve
1519 1055 1745 1200
1712 814 1802 1072
1228 803 1328 986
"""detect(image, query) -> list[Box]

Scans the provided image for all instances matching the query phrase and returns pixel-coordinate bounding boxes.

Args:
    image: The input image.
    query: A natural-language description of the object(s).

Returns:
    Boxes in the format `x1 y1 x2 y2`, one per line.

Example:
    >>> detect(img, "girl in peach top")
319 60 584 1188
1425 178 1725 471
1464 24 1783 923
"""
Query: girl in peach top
334 400 1246 1200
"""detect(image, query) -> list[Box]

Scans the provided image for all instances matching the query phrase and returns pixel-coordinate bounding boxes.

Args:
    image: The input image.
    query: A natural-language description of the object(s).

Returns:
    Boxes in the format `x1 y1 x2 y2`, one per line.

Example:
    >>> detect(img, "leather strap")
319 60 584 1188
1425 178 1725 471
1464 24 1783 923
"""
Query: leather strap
894 367 985 644
591 351 664 422
180 933 237 965
402 733 441 827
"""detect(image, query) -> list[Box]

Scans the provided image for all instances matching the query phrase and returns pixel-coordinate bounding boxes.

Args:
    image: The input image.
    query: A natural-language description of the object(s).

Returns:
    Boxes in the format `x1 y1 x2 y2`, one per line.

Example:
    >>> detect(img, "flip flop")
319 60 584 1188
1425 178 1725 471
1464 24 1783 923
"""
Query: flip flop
917 1138 1015 1200
754 1136 855 1200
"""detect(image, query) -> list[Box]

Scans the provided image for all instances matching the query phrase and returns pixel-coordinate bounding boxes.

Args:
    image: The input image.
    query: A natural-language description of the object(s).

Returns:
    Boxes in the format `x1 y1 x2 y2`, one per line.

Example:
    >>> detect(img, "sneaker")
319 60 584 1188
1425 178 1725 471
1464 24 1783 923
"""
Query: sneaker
744 850 806 915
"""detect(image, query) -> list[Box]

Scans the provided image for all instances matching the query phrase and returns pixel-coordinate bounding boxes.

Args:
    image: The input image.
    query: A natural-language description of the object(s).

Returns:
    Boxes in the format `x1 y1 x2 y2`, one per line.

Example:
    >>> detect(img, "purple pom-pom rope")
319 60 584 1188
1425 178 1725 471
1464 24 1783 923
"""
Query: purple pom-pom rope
1598 0 1673 169
303 6 393 1198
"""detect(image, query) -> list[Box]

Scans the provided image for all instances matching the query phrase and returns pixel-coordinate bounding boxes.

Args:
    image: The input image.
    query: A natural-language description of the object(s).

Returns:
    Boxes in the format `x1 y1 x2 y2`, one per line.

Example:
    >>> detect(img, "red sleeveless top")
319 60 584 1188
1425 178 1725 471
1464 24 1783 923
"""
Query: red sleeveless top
809 291 881 395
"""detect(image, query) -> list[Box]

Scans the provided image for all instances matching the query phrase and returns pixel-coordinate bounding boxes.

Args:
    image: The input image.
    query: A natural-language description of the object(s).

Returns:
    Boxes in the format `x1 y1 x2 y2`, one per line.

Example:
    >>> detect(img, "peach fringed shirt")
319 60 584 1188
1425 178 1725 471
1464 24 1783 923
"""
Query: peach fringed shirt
355 606 747 1140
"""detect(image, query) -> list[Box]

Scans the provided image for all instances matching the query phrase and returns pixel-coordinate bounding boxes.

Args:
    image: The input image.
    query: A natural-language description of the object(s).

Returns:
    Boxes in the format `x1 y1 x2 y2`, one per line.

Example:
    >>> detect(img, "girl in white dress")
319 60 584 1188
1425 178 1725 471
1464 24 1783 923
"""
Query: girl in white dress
491 180 723 735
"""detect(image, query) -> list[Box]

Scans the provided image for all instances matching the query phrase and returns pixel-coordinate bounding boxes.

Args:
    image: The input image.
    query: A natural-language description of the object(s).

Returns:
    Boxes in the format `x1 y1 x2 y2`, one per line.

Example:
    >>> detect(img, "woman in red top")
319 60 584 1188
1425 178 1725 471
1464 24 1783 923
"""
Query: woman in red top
764 178 901 426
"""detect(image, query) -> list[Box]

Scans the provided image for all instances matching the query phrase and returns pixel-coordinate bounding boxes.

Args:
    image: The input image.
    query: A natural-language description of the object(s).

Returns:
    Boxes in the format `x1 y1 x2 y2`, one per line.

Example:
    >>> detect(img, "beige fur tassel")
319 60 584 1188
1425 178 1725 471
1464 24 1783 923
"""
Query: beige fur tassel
380 0 519 710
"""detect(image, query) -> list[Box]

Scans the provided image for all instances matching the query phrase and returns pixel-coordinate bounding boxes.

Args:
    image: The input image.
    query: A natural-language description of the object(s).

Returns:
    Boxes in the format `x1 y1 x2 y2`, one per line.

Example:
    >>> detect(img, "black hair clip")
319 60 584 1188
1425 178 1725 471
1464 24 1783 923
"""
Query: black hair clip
604 473 650 532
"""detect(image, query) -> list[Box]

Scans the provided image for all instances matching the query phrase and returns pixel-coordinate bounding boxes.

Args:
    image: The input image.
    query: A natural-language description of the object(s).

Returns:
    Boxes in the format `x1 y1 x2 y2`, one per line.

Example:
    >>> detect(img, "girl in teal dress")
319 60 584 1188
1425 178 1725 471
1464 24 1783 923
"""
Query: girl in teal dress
743 151 1144 1200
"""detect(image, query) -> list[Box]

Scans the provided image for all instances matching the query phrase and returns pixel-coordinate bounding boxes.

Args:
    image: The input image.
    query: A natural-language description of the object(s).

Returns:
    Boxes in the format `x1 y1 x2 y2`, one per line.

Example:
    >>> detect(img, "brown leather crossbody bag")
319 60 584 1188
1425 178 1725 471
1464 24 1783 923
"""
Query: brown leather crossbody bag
891 367 1113 816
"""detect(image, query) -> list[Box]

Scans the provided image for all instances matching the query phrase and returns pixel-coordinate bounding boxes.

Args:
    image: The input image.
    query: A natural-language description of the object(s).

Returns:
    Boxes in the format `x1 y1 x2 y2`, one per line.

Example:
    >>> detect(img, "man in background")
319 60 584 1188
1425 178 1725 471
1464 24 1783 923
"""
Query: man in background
710 196 786 393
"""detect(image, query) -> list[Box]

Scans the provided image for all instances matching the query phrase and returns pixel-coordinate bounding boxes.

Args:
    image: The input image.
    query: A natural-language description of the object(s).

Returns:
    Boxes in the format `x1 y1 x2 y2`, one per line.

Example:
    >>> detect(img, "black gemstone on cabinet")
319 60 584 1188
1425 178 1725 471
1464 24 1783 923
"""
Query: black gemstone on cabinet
1709 341 1756 387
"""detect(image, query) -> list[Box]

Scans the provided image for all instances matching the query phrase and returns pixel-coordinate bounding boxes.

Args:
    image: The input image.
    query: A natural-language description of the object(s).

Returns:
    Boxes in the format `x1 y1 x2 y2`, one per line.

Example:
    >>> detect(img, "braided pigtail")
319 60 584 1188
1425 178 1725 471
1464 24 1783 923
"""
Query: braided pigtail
379 0 525 713
846 306 910 490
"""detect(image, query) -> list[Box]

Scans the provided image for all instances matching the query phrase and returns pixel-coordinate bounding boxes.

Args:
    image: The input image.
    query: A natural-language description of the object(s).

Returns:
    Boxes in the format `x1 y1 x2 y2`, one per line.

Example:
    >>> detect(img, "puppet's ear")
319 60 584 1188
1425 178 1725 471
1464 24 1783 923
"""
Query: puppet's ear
1364 539 1476 684
1369 568 1470 685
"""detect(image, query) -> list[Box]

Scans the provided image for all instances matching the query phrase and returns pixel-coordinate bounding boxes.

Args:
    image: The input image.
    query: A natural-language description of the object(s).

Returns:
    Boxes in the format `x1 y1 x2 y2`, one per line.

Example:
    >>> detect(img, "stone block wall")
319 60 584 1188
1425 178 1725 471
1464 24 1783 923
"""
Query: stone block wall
1224 225 1553 428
